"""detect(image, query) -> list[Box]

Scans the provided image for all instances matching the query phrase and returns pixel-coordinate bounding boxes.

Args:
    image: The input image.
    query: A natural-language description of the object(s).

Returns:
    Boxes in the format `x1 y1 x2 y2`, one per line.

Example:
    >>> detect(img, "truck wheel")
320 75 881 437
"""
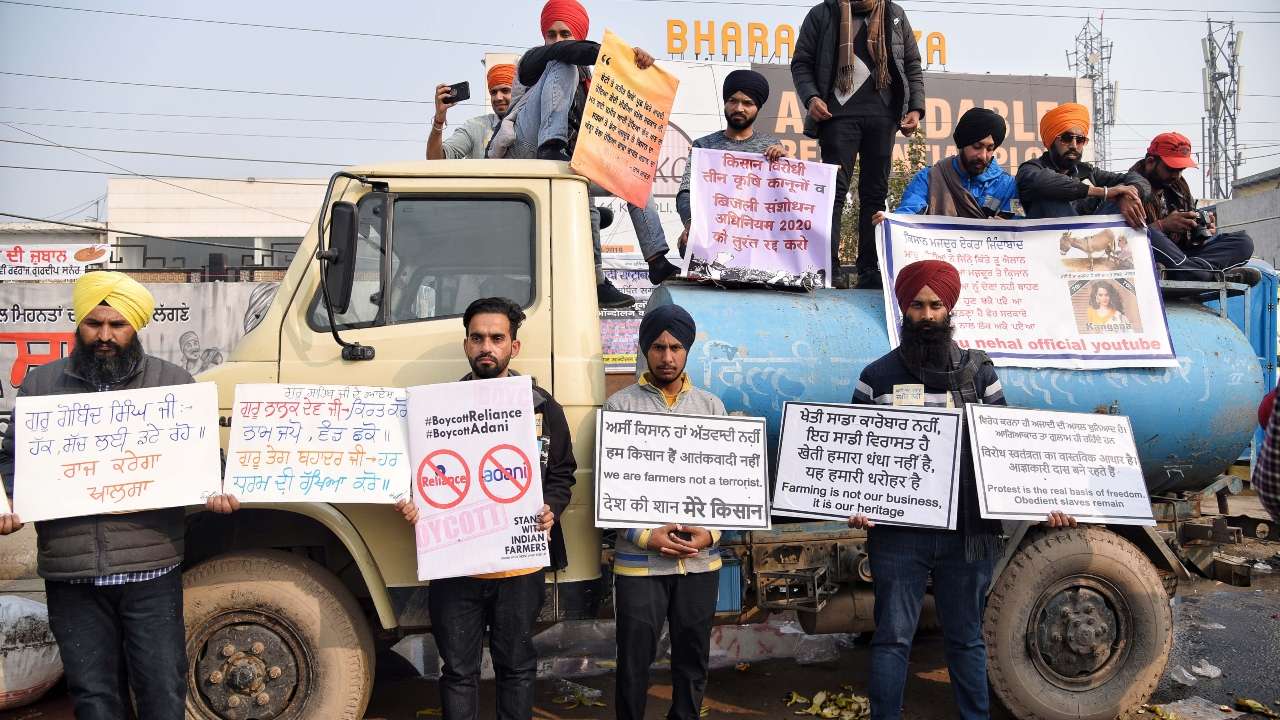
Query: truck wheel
182 550 375 720
984 528 1172 720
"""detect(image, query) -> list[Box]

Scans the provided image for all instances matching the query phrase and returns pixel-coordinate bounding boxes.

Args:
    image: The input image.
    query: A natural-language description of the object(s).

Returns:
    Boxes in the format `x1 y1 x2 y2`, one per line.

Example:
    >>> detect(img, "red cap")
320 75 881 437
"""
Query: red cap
1147 132 1197 169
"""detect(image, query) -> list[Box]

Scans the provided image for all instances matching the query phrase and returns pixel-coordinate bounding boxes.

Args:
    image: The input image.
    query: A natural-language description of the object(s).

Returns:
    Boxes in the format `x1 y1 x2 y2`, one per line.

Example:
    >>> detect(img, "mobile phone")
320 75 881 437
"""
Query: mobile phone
446 81 471 104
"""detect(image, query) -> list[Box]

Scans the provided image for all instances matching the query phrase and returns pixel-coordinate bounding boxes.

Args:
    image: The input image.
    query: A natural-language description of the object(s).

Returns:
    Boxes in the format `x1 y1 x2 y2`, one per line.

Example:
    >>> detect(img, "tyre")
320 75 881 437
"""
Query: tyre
984 527 1172 720
182 550 375 720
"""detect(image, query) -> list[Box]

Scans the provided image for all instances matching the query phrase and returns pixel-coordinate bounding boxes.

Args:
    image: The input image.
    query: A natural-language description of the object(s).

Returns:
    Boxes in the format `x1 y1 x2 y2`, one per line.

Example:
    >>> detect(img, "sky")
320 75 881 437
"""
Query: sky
1 0 1278 223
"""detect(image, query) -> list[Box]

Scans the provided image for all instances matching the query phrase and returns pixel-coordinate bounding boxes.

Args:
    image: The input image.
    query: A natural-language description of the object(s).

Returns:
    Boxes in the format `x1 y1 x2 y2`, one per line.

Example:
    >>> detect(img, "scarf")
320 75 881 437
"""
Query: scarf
837 0 889 94
925 158 986 219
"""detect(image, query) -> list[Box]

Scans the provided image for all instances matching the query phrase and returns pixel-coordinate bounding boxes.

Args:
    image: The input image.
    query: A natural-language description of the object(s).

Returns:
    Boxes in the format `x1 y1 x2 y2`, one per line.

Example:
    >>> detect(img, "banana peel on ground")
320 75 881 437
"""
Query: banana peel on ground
550 690 607 710
1235 697 1280 718
784 687 871 719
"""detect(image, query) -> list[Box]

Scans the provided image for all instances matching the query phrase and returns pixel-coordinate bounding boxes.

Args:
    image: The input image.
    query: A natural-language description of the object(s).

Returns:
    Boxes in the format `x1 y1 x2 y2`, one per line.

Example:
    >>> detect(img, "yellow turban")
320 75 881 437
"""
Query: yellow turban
72 271 155 331
1039 102 1091 149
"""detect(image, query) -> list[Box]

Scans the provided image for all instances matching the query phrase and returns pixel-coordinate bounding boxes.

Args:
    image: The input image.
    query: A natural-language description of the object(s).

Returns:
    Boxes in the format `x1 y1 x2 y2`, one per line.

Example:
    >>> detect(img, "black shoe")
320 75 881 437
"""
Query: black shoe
1225 265 1263 287
855 269 883 290
537 140 571 162
597 280 636 308
648 257 680 285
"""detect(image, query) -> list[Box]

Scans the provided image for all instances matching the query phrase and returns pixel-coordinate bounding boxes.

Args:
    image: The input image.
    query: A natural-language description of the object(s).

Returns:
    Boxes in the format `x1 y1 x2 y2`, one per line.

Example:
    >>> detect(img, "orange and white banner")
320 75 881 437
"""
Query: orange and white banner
1 244 108 280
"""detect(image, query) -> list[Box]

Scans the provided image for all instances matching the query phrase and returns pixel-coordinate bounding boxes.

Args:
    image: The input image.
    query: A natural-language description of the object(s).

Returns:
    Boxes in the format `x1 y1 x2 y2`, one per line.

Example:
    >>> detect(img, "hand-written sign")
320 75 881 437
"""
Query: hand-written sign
773 402 963 529
595 409 770 530
407 375 549 581
571 29 679 207
14 382 220 522
967 405 1154 525
686 148 835 289
225 384 410 504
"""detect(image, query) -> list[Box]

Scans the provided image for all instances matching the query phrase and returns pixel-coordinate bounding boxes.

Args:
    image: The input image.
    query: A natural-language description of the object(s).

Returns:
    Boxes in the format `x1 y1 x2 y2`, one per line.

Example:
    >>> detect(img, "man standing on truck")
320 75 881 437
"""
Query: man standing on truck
426 63 515 160
791 0 926 290
846 260 1074 720
396 296 575 720
675 69 789 255
605 304 725 720
487 0 681 300
0 271 240 719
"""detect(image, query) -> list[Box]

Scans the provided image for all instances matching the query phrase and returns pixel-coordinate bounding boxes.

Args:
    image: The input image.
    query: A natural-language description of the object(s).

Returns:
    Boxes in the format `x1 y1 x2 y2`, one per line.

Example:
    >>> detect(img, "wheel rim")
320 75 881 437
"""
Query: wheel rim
188 610 311 719
1026 574 1132 690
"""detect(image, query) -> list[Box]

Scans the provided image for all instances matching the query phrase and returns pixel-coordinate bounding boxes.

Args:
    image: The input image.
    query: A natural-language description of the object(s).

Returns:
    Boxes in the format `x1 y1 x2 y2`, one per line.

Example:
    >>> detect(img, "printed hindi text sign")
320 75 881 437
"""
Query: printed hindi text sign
877 214 1176 370
685 148 835 289
225 384 410 504
967 404 1155 526
407 375 548 580
571 30 679 207
14 382 220 522
773 402 963 529
1 244 108 280
595 409 770 529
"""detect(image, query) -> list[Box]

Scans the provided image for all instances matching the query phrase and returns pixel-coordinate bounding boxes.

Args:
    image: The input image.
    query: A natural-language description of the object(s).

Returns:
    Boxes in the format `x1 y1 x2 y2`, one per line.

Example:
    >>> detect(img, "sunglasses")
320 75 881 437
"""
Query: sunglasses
1058 132 1090 146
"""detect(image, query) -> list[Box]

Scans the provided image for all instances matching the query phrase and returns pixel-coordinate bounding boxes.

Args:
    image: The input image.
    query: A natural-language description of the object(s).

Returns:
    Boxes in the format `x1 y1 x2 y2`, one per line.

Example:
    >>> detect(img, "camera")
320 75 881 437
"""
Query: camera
1189 208 1214 247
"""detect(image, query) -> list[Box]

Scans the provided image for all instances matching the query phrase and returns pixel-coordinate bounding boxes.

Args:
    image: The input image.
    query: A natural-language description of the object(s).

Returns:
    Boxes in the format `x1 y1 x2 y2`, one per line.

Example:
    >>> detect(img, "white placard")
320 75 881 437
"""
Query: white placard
594 409 770 530
224 384 411 504
0 243 108 280
967 405 1154 525
774 402 963 530
407 375 549 581
14 382 221 522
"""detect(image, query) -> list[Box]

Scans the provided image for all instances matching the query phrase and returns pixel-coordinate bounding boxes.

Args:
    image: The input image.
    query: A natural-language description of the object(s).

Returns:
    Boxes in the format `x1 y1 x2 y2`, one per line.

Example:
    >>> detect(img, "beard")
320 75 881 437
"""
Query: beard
467 352 509 380
71 334 143 387
1050 144 1080 167
962 155 990 176
899 315 955 369
725 111 756 131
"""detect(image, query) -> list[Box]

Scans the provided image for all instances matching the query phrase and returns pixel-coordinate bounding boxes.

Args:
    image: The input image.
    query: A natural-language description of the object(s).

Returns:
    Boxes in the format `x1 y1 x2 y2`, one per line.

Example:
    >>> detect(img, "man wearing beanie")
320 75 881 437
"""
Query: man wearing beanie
889 107 1020 218
848 260 1074 720
0 271 240 718
792 0 926 290
489 0 679 306
675 69 789 253
604 303 726 720
426 62 515 160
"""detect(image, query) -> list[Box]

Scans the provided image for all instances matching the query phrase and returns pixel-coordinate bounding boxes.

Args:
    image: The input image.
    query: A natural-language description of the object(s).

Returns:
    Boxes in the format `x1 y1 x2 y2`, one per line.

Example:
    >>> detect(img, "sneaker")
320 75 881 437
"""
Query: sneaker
648 257 681 285
597 280 636 308
537 140 571 162
855 269 883 290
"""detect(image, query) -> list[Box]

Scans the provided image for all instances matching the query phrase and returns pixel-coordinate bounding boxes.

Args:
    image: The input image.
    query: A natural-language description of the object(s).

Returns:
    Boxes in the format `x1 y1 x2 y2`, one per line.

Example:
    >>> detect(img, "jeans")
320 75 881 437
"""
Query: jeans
819 114 899 275
428 572 545 720
45 569 188 720
867 527 994 720
615 571 719 720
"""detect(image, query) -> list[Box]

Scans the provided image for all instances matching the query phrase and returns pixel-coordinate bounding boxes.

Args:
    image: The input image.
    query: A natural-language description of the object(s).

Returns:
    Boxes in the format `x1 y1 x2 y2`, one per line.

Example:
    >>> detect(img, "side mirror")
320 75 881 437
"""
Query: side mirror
322 201 358 314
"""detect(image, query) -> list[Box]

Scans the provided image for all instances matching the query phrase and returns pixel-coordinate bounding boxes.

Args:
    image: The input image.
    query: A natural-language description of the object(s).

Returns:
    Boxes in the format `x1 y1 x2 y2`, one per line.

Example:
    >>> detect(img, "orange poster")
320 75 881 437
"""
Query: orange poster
570 30 679 207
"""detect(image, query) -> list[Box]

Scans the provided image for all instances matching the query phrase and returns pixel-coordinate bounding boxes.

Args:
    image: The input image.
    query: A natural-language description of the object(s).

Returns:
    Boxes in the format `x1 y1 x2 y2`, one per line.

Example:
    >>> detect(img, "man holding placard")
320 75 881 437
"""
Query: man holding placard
847 260 1073 720
0 271 239 719
604 304 725 720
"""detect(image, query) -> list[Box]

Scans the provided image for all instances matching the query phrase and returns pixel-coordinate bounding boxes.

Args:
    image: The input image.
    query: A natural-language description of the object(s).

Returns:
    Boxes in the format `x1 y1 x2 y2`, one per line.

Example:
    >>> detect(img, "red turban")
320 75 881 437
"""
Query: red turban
486 63 515 90
540 0 589 41
894 260 961 312
1039 102 1090 149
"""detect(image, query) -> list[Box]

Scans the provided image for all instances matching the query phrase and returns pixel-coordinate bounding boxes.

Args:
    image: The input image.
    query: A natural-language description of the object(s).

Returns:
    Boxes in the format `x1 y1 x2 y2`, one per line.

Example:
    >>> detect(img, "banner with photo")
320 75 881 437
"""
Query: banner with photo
876 214 1177 369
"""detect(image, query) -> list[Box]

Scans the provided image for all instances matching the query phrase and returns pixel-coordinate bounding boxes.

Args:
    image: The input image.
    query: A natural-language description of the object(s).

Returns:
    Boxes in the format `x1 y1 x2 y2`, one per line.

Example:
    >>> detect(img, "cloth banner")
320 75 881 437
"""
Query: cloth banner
599 268 656 374
225 384 410 504
877 214 1177 369
773 402 963 529
407 375 549 580
685 148 834 289
0 244 108 280
967 404 1155 525
595 409 770 530
14 382 221 522
570 29 679 207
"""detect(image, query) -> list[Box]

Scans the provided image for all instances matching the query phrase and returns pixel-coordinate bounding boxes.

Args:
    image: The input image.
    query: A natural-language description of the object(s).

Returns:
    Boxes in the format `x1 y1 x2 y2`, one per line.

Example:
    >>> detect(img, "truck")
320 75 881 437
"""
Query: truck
2 160 1271 719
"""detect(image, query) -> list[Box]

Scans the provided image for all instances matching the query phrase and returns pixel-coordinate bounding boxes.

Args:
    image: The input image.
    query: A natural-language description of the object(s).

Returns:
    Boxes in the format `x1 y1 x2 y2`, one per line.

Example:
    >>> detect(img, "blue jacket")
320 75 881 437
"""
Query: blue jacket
896 157 1019 216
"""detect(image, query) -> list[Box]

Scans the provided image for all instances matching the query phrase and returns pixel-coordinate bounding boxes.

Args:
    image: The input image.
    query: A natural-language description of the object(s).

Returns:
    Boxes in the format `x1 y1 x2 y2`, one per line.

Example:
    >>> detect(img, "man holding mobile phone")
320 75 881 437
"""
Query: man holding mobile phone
427 64 514 160
604 304 724 720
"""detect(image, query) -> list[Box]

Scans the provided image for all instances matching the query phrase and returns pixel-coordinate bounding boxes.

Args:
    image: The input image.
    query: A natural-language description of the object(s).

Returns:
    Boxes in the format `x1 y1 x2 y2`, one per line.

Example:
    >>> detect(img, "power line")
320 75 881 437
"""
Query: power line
620 0 1280 22
0 164 326 185
0 138 349 167
0 211 305 251
0 120 422 143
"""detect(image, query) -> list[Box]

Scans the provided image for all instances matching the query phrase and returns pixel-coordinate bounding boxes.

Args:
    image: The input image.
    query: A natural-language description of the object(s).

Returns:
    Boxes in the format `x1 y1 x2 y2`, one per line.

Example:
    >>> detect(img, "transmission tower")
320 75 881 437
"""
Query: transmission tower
1066 19 1117 169
1201 20 1244 200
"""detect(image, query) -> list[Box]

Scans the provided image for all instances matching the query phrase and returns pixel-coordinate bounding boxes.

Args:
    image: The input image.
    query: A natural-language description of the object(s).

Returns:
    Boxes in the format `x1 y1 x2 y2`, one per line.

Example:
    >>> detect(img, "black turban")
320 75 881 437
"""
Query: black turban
953 107 1007 149
639 304 696 354
723 69 769 108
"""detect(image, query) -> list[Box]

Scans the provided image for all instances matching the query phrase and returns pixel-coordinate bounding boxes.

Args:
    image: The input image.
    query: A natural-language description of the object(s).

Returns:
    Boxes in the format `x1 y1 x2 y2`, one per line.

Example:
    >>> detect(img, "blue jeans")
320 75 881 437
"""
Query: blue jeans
45 568 188 720
867 527 994 720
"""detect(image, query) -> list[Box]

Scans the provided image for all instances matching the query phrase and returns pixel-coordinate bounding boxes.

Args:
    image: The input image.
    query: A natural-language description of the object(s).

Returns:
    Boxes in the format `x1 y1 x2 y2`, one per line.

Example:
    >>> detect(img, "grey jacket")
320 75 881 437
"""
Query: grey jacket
438 113 499 160
605 378 727 576
0 354 195 580
791 0 926 139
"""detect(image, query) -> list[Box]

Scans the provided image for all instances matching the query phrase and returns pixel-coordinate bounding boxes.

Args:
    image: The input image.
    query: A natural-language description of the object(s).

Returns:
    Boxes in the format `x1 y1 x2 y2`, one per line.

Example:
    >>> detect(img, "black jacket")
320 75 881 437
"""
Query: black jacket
791 0 926 139
0 354 195 580
1016 150 1152 219
459 371 577 571
517 40 598 155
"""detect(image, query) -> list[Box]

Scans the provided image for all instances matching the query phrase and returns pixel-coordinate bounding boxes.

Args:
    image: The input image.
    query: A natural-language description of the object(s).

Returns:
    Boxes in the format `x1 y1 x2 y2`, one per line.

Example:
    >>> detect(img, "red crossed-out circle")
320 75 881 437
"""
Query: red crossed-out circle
416 449 471 509
478 444 533 504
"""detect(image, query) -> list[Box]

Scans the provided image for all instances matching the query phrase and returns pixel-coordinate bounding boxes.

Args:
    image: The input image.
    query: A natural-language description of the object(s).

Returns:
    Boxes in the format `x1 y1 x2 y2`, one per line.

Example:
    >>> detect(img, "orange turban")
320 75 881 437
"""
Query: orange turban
541 0 589 41
1039 102 1090 149
486 64 515 90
